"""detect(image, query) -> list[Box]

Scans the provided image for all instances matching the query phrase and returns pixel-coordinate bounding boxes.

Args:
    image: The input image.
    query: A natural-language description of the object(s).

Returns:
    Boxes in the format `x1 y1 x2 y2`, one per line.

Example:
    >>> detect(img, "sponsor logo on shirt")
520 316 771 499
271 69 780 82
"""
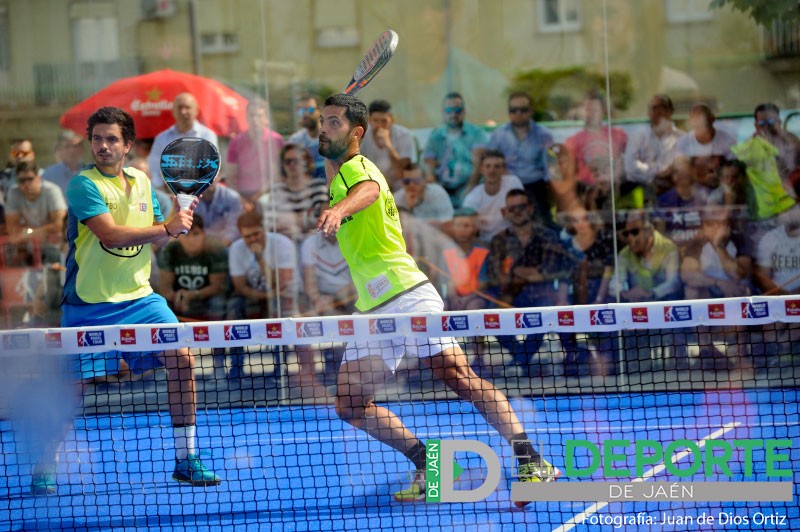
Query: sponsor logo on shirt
99 242 144 258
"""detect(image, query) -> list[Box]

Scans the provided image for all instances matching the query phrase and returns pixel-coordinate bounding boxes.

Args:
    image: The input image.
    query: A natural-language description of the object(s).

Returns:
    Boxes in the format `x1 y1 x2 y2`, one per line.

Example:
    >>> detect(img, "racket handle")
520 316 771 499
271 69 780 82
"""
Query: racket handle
176 193 194 234
177 193 195 212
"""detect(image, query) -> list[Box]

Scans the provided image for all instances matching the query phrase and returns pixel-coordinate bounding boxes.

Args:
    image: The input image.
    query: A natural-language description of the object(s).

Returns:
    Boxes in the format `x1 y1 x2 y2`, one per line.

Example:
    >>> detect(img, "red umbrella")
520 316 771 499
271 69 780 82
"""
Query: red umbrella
59 69 249 139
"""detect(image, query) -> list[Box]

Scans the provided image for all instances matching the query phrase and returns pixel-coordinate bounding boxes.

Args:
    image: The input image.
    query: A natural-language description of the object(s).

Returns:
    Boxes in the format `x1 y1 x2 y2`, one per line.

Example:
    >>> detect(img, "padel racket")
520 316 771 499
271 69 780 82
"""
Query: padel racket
343 30 399 95
160 137 220 213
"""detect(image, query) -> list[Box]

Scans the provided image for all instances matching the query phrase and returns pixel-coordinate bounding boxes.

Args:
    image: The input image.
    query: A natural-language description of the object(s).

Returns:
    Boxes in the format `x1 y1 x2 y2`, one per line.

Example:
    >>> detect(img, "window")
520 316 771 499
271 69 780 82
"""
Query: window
0 3 9 75
72 17 120 63
314 0 359 48
538 0 581 33
200 32 240 54
665 0 714 23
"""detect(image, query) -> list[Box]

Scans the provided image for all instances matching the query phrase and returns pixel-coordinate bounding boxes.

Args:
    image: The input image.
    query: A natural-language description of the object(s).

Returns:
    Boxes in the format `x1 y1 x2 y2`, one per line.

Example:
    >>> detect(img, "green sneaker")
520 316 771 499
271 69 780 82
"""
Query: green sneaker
172 454 222 487
393 461 464 503
514 459 561 508
30 469 56 496
394 470 426 502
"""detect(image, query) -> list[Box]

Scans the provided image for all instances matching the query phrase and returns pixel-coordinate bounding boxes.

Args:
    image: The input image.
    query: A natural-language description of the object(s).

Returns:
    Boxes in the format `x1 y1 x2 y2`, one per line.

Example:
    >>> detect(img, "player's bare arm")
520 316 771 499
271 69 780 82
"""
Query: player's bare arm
84 205 195 248
317 180 379 236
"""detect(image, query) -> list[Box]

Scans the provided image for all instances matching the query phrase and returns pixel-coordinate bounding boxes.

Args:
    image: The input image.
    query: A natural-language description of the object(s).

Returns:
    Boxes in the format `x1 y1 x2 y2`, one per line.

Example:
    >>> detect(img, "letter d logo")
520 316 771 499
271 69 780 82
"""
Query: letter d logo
440 440 501 503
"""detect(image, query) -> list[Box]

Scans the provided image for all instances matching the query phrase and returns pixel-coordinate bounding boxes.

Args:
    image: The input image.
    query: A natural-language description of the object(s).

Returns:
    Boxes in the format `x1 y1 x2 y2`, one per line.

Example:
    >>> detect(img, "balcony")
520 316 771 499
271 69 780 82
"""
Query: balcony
33 59 142 106
761 20 800 72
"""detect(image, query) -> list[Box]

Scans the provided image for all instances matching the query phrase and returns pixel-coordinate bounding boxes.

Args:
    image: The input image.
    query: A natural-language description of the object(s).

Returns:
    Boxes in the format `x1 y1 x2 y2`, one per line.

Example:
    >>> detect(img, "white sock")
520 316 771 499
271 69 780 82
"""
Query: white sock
174 425 196 461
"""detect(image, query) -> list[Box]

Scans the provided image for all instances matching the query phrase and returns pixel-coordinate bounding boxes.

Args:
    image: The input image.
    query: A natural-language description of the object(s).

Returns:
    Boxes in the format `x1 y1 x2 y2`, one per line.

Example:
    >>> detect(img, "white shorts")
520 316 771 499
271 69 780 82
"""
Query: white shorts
341 283 460 372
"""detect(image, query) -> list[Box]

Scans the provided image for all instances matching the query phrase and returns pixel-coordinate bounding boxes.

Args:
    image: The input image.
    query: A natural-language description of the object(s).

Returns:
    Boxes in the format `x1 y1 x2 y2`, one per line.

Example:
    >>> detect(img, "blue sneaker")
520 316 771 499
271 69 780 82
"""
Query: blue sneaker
172 454 221 486
31 468 56 496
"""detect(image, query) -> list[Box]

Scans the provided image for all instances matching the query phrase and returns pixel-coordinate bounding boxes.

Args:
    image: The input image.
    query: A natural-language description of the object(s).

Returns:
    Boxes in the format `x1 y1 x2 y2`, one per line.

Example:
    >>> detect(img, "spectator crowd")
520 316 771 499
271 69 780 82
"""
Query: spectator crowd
3 88 800 379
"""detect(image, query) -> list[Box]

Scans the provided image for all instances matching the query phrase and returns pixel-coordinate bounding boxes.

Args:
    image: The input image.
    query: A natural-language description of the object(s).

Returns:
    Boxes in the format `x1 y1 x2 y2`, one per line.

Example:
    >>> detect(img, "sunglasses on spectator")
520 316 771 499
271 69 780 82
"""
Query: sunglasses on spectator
402 177 423 185
296 106 316 116
11 150 33 158
444 106 464 114
509 107 531 114
505 204 529 214
757 118 778 127
283 157 305 165
622 227 643 237
16 176 36 184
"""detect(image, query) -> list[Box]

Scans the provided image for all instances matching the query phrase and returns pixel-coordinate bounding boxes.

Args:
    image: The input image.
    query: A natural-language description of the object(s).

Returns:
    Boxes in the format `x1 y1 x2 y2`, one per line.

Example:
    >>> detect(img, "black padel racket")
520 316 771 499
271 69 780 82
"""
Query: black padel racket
160 137 221 214
343 30 399 95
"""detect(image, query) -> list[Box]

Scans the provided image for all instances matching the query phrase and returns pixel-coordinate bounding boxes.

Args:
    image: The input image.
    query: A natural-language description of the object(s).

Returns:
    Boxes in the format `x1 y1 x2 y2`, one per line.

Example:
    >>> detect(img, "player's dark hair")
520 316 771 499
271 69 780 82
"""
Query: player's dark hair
444 91 464 102
87 107 136 143
324 93 368 132
368 99 392 114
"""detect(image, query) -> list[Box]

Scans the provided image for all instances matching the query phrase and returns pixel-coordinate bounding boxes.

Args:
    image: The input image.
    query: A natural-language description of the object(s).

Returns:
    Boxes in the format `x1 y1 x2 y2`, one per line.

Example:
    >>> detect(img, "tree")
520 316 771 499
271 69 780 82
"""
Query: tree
710 0 800 26
509 67 633 121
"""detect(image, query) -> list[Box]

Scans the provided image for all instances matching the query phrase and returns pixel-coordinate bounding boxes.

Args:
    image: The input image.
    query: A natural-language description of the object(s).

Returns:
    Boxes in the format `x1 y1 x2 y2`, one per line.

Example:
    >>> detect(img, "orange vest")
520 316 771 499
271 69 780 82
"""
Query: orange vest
443 246 489 296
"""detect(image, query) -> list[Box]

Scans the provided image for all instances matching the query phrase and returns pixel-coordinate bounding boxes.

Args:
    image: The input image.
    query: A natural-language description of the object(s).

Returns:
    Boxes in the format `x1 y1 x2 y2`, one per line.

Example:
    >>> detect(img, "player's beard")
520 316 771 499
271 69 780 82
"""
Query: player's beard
319 132 350 160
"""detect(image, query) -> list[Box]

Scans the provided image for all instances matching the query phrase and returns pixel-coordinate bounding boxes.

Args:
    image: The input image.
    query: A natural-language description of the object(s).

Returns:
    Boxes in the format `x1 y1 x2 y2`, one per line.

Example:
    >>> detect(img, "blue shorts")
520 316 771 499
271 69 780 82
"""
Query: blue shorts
63 293 178 380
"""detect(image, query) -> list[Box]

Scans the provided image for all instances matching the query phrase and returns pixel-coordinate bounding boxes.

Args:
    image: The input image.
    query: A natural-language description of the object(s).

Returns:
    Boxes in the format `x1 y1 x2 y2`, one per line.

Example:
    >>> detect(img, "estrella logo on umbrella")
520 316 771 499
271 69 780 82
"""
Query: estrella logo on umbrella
131 86 172 117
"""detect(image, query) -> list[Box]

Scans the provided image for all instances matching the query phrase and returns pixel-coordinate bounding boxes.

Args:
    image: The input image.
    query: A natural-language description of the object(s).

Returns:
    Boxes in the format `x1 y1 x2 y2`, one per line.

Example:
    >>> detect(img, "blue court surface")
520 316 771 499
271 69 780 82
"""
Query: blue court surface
1 389 798 531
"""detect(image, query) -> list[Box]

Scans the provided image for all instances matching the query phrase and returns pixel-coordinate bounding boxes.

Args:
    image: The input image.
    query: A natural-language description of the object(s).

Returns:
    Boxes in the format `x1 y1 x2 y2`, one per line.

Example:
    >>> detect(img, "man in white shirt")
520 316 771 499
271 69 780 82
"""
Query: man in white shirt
359 99 417 190
755 211 800 295
623 94 683 197
392 163 453 224
147 93 219 184
462 149 524 241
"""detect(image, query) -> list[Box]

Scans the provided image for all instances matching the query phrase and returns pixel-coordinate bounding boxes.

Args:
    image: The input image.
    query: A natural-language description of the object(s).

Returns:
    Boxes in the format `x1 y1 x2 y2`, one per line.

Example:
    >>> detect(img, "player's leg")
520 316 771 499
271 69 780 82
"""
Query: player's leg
160 347 221 486
335 350 431 502
336 355 423 455
30 351 94 496
422 343 560 507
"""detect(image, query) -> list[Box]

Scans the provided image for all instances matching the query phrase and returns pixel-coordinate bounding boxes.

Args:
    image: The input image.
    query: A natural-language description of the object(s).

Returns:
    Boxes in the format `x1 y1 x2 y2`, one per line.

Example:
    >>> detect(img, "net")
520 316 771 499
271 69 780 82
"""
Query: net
1 295 798 531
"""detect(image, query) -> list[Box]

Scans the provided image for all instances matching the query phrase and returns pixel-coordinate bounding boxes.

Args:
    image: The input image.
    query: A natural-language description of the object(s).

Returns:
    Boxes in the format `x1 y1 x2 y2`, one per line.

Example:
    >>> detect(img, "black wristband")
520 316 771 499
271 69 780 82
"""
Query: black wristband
164 223 179 238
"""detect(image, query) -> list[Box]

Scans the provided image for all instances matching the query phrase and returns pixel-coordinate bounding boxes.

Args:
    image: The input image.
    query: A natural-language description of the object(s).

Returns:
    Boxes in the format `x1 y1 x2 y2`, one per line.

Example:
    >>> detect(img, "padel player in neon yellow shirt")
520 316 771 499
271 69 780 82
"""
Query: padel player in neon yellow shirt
30 107 220 496
316 93 560 505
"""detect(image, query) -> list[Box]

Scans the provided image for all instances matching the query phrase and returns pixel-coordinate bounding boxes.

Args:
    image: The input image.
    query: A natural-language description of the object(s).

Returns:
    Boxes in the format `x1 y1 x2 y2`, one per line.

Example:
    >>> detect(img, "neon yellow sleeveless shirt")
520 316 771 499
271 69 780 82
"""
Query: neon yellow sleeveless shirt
329 155 429 311
64 165 160 304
